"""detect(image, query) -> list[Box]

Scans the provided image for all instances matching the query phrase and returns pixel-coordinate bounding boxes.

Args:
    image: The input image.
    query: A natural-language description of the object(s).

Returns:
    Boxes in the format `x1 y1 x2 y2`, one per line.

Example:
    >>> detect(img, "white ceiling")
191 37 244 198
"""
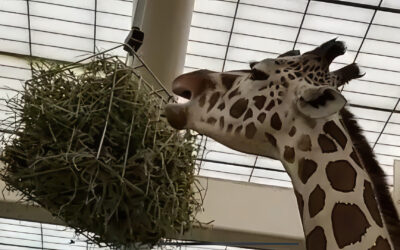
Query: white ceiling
0 0 399 187
185 0 400 187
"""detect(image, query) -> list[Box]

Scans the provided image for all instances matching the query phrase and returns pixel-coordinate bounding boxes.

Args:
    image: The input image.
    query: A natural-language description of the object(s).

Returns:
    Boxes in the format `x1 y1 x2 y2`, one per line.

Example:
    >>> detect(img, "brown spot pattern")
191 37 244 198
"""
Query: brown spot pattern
217 102 225 111
364 180 383 227
230 98 248 118
219 116 224 129
298 158 317 184
221 74 238 90
265 132 277 147
235 125 243 134
243 109 253 121
369 236 391 250
257 113 266 123
289 126 296 137
265 100 275 111
350 148 363 169
199 94 206 107
284 146 295 163
331 203 370 248
245 123 257 139
306 226 327 250
253 95 266 110
308 185 325 218
251 68 270 80
228 87 240 99
323 121 347 149
207 92 220 112
318 134 337 153
298 134 312 151
227 124 233 133
326 160 357 192
271 112 282 130
206 117 217 125
294 190 304 220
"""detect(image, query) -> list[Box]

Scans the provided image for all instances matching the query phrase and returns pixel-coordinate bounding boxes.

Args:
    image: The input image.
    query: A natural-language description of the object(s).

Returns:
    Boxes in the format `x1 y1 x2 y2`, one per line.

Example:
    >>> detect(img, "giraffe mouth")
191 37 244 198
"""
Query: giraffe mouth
166 70 211 130
165 103 188 130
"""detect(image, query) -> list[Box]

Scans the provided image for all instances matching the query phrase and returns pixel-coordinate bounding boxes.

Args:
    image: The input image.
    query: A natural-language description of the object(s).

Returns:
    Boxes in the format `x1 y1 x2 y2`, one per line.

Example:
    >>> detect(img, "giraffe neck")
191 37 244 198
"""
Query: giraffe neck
278 114 394 249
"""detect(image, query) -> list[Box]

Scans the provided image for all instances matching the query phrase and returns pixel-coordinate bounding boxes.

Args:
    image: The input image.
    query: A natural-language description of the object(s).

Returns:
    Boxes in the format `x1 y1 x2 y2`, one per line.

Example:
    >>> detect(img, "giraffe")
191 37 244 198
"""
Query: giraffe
165 39 400 250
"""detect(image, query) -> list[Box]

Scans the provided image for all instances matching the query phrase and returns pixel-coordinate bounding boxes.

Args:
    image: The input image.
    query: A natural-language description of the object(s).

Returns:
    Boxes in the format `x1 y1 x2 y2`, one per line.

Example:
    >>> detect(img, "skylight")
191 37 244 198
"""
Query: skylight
185 0 400 187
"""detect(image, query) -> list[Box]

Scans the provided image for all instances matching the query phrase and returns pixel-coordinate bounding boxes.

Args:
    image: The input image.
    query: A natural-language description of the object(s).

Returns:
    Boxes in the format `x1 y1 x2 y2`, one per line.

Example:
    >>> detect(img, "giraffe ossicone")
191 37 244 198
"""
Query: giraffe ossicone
165 39 400 250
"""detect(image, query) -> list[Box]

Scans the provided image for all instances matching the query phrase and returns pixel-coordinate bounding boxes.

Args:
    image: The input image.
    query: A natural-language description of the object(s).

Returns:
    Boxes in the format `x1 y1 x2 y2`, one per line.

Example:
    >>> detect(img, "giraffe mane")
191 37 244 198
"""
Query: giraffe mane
340 108 400 249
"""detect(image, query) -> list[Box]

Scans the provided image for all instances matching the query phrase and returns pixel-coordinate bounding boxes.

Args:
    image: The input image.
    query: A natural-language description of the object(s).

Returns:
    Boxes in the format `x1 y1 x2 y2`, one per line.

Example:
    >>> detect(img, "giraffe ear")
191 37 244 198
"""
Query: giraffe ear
296 86 347 118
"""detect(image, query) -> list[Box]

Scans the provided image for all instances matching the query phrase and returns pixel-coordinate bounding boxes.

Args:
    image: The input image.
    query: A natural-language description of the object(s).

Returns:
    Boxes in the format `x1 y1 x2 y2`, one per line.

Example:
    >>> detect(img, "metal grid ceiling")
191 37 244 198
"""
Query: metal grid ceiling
0 0 136 61
0 218 108 250
0 0 137 141
185 0 400 188
0 217 252 250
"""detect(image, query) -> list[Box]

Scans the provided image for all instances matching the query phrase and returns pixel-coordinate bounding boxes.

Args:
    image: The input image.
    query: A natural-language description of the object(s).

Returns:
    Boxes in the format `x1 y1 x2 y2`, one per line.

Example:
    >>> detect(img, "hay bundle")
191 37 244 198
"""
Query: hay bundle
0 56 201 247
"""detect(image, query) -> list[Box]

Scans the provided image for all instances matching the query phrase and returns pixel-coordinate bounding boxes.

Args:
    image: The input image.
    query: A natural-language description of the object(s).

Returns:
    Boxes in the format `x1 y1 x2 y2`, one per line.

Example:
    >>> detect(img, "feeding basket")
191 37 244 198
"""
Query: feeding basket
0 50 202 248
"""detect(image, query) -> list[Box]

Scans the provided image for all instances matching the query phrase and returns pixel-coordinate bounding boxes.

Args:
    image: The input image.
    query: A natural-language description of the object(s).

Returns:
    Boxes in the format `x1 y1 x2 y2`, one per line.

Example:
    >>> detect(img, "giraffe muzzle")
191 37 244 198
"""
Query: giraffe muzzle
165 103 187 130
171 69 214 101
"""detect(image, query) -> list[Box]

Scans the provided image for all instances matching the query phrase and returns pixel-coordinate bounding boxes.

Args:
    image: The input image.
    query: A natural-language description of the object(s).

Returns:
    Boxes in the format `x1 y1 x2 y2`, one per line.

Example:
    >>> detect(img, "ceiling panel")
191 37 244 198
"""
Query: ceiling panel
381 0 400 8
240 0 307 12
0 0 135 61
374 11 400 27
29 2 95 25
308 1 374 22
186 0 400 187
97 0 133 16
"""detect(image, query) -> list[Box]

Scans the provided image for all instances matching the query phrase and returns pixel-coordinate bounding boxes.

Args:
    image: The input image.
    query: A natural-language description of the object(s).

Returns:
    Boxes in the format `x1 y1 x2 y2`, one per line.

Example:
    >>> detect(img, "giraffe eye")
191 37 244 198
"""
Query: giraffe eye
250 68 270 81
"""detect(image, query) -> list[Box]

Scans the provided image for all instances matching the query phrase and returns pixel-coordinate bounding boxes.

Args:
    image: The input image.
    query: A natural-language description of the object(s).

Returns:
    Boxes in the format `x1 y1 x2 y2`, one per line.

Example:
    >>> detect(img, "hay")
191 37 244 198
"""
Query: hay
0 55 201 248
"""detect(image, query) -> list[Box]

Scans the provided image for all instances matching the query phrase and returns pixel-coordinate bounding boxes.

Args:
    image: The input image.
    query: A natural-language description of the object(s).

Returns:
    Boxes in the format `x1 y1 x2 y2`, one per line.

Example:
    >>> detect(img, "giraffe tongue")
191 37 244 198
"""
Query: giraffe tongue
165 103 187 130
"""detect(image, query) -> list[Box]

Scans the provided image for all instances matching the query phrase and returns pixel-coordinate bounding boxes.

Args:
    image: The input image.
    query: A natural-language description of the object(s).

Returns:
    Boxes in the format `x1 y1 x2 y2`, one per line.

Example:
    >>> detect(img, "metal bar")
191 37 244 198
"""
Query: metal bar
353 0 383 63
190 22 400 49
0 37 92 53
0 23 122 45
197 136 209 175
197 158 287 173
27 0 132 17
186 51 400 77
394 160 400 213
132 0 146 28
122 42 174 98
343 89 399 100
212 0 400 31
40 223 44 249
221 0 240 71
0 242 47 250
200 167 291 183
0 10 130 32
26 0 33 76
248 156 258 182
93 0 97 54
213 0 400 16
349 103 400 115
312 0 400 14
0 64 31 71
189 36 400 64
293 0 311 50
373 98 400 149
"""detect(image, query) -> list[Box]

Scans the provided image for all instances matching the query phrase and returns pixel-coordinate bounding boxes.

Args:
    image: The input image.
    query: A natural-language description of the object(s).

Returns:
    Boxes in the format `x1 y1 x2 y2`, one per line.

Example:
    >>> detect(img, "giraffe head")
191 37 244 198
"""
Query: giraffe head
165 39 364 159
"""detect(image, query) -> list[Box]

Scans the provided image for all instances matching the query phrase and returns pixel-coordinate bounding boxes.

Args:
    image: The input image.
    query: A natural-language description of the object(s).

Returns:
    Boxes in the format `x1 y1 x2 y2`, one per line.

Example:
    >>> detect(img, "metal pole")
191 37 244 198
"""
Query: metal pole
394 160 400 215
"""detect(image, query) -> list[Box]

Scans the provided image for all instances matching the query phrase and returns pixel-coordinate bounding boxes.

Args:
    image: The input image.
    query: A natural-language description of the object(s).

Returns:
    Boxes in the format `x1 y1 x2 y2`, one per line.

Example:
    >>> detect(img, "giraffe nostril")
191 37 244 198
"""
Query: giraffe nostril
182 90 192 100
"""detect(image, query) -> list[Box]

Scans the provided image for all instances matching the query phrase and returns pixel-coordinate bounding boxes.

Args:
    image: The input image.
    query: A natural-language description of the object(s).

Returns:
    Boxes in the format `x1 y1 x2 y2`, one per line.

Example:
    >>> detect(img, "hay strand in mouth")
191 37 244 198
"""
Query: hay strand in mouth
0 55 202 248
